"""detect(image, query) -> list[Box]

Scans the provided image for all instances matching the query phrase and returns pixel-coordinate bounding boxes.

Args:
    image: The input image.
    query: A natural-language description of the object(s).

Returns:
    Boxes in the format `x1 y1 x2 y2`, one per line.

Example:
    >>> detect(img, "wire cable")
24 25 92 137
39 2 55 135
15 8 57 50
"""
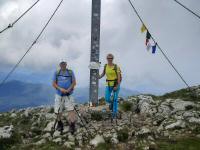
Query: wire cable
0 0 64 86
173 0 200 20
127 0 191 90
0 0 40 34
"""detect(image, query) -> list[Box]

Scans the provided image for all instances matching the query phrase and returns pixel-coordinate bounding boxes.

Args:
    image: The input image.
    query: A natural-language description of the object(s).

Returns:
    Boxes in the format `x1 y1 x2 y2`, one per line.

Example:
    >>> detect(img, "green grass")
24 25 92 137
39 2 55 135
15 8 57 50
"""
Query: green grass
96 143 112 150
156 88 199 101
9 141 67 150
0 132 21 150
157 137 200 150
119 101 133 112
117 127 129 142
91 111 103 121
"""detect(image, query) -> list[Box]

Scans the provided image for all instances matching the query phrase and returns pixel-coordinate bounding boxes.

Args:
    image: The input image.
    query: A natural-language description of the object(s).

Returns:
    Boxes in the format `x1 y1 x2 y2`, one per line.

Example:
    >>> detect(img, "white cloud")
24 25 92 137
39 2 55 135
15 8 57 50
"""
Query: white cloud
0 0 199 94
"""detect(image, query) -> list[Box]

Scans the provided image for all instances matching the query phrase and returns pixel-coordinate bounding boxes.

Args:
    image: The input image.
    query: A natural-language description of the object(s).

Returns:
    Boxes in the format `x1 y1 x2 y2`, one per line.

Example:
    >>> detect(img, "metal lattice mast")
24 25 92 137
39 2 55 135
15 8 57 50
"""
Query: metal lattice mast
89 0 101 106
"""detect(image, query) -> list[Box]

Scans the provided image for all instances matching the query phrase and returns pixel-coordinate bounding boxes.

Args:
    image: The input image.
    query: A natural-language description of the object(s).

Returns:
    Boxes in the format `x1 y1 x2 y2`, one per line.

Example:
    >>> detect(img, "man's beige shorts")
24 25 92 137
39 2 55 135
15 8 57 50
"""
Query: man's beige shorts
54 94 75 113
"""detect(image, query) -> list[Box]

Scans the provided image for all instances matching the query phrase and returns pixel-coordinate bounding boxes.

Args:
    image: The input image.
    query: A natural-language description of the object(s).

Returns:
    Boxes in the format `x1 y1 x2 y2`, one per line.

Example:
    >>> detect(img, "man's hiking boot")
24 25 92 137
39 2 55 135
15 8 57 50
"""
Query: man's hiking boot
57 120 64 132
69 122 76 135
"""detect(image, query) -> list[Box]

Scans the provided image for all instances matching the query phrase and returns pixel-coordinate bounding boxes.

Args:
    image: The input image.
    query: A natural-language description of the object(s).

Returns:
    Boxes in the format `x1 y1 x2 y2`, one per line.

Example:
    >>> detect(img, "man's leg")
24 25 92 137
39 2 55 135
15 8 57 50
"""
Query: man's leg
113 86 120 118
54 95 64 131
65 96 76 134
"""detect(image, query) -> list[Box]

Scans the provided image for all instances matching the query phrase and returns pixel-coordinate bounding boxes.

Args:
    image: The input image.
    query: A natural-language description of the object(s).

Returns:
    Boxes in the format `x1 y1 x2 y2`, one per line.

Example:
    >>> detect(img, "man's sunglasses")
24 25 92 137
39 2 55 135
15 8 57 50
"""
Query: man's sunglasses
107 57 113 60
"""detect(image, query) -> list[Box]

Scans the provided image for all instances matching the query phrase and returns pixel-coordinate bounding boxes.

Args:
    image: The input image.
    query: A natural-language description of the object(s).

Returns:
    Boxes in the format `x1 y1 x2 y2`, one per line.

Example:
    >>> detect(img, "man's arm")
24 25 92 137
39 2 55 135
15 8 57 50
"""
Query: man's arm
52 81 59 90
67 79 76 92
66 71 76 92
52 81 67 93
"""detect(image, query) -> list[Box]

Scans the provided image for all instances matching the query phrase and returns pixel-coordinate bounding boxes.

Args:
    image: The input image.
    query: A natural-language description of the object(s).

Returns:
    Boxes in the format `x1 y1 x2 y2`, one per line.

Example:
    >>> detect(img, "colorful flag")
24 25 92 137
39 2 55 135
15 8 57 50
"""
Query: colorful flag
145 39 149 45
146 42 151 51
152 43 157 54
145 31 151 45
141 24 147 33
146 31 151 39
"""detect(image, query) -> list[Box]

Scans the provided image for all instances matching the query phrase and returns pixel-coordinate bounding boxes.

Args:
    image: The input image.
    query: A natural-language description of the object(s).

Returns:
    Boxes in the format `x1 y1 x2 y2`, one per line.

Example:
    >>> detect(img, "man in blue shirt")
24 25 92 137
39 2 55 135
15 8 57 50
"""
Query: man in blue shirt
52 61 76 134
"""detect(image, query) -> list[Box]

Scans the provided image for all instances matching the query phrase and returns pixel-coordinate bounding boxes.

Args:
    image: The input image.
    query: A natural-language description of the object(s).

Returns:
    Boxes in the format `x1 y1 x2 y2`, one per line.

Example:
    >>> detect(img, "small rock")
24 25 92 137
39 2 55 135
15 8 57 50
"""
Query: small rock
10 113 17 118
90 134 105 147
24 109 31 117
44 121 54 132
53 138 62 144
35 139 46 145
136 127 151 136
188 117 200 124
111 133 119 144
171 99 195 112
165 120 186 130
42 133 51 138
196 134 200 138
163 131 169 137
183 111 195 118
0 125 14 139
68 134 75 142
64 141 75 148
53 130 61 138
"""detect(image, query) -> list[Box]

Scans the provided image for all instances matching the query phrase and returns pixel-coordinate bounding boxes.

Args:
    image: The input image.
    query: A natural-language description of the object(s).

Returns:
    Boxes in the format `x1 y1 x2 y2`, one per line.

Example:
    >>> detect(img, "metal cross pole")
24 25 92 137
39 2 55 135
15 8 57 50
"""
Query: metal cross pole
89 0 101 107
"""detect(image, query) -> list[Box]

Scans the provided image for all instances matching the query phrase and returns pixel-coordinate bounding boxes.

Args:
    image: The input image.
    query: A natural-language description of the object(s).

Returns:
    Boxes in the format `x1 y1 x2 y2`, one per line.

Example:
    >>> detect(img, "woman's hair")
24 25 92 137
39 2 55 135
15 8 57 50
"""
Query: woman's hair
107 53 114 59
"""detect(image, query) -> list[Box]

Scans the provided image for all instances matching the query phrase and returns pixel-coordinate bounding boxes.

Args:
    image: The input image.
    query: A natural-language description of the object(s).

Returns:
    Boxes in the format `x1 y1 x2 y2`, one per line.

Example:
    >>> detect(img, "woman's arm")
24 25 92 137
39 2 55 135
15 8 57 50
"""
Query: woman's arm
117 71 121 85
99 70 105 79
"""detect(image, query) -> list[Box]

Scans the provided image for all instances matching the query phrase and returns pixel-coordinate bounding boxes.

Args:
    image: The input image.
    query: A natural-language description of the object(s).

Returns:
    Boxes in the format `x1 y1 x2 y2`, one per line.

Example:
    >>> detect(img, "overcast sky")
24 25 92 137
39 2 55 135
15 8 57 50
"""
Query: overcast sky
0 0 199 94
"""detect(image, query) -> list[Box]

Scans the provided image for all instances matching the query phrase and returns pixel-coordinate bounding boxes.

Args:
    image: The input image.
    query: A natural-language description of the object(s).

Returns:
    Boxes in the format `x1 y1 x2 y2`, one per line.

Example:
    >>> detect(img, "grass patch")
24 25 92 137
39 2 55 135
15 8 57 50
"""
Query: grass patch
117 127 129 142
98 97 106 106
119 101 133 112
0 132 21 150
91 111 103 121
156 88 199 101
157 137 200 150
48 107 54 114
96 143 112 150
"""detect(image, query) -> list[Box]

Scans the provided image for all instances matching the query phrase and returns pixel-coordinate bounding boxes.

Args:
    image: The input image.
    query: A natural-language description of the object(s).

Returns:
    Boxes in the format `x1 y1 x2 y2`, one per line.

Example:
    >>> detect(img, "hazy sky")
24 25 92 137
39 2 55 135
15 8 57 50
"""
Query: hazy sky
0 0 199 94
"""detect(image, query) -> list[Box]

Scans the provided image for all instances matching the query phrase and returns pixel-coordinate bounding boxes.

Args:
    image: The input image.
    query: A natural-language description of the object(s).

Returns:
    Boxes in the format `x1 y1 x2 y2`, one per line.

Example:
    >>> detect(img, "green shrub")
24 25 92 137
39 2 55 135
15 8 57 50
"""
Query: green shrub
0 133 21 150
117 128 129 142
48 107 54 113
91 111 103 121
119 101 133 112
96 143 111 150
157 137 200 150
98 97 106 106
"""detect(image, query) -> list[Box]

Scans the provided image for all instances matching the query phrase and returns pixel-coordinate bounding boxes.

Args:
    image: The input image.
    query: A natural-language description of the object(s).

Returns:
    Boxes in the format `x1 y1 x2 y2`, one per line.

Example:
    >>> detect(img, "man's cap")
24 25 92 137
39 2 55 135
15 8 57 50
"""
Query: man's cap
60 61 67 65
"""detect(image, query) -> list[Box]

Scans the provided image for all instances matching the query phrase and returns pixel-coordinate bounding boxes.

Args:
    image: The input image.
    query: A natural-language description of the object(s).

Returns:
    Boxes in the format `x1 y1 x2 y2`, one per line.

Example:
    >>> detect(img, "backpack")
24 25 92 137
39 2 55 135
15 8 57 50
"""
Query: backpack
104 64 122 85
55 69 73 84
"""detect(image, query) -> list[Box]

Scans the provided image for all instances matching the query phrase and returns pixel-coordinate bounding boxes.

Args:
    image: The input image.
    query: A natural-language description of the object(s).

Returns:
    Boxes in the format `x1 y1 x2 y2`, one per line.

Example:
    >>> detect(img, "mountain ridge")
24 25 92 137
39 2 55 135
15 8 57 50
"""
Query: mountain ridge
0 85 199 149
0 80 139 112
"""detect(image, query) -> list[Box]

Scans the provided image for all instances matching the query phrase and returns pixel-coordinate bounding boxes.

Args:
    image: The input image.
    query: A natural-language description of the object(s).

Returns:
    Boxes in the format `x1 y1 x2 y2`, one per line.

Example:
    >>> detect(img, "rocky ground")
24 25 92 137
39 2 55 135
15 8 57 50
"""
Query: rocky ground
0 85 200 150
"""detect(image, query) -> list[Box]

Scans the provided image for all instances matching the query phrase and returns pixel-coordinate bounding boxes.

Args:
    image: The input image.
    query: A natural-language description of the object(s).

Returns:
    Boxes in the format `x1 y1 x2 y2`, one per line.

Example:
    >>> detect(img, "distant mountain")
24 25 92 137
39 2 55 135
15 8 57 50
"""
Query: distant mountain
0 80 54 112
0 80 138 112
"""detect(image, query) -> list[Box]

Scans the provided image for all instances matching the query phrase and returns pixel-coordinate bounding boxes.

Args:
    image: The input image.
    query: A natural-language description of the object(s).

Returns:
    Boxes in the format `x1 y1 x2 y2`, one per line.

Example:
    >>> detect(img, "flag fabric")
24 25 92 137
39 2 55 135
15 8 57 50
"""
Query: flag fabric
145 31 151 45
152 43 157 54
146 42 151 51
145 39 149 45
146 31 151 39
141 24 147 33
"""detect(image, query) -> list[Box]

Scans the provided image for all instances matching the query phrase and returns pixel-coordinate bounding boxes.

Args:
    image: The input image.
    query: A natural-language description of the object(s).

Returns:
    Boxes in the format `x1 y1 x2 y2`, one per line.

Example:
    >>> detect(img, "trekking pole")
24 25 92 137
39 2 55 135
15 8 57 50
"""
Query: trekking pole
51 97 63 137
74 106 94 138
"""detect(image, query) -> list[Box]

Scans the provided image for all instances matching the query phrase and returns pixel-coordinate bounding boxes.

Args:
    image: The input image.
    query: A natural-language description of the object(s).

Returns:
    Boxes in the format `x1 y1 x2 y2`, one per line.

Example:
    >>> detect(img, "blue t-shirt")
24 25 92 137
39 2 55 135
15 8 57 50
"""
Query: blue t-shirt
53 69 75 96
